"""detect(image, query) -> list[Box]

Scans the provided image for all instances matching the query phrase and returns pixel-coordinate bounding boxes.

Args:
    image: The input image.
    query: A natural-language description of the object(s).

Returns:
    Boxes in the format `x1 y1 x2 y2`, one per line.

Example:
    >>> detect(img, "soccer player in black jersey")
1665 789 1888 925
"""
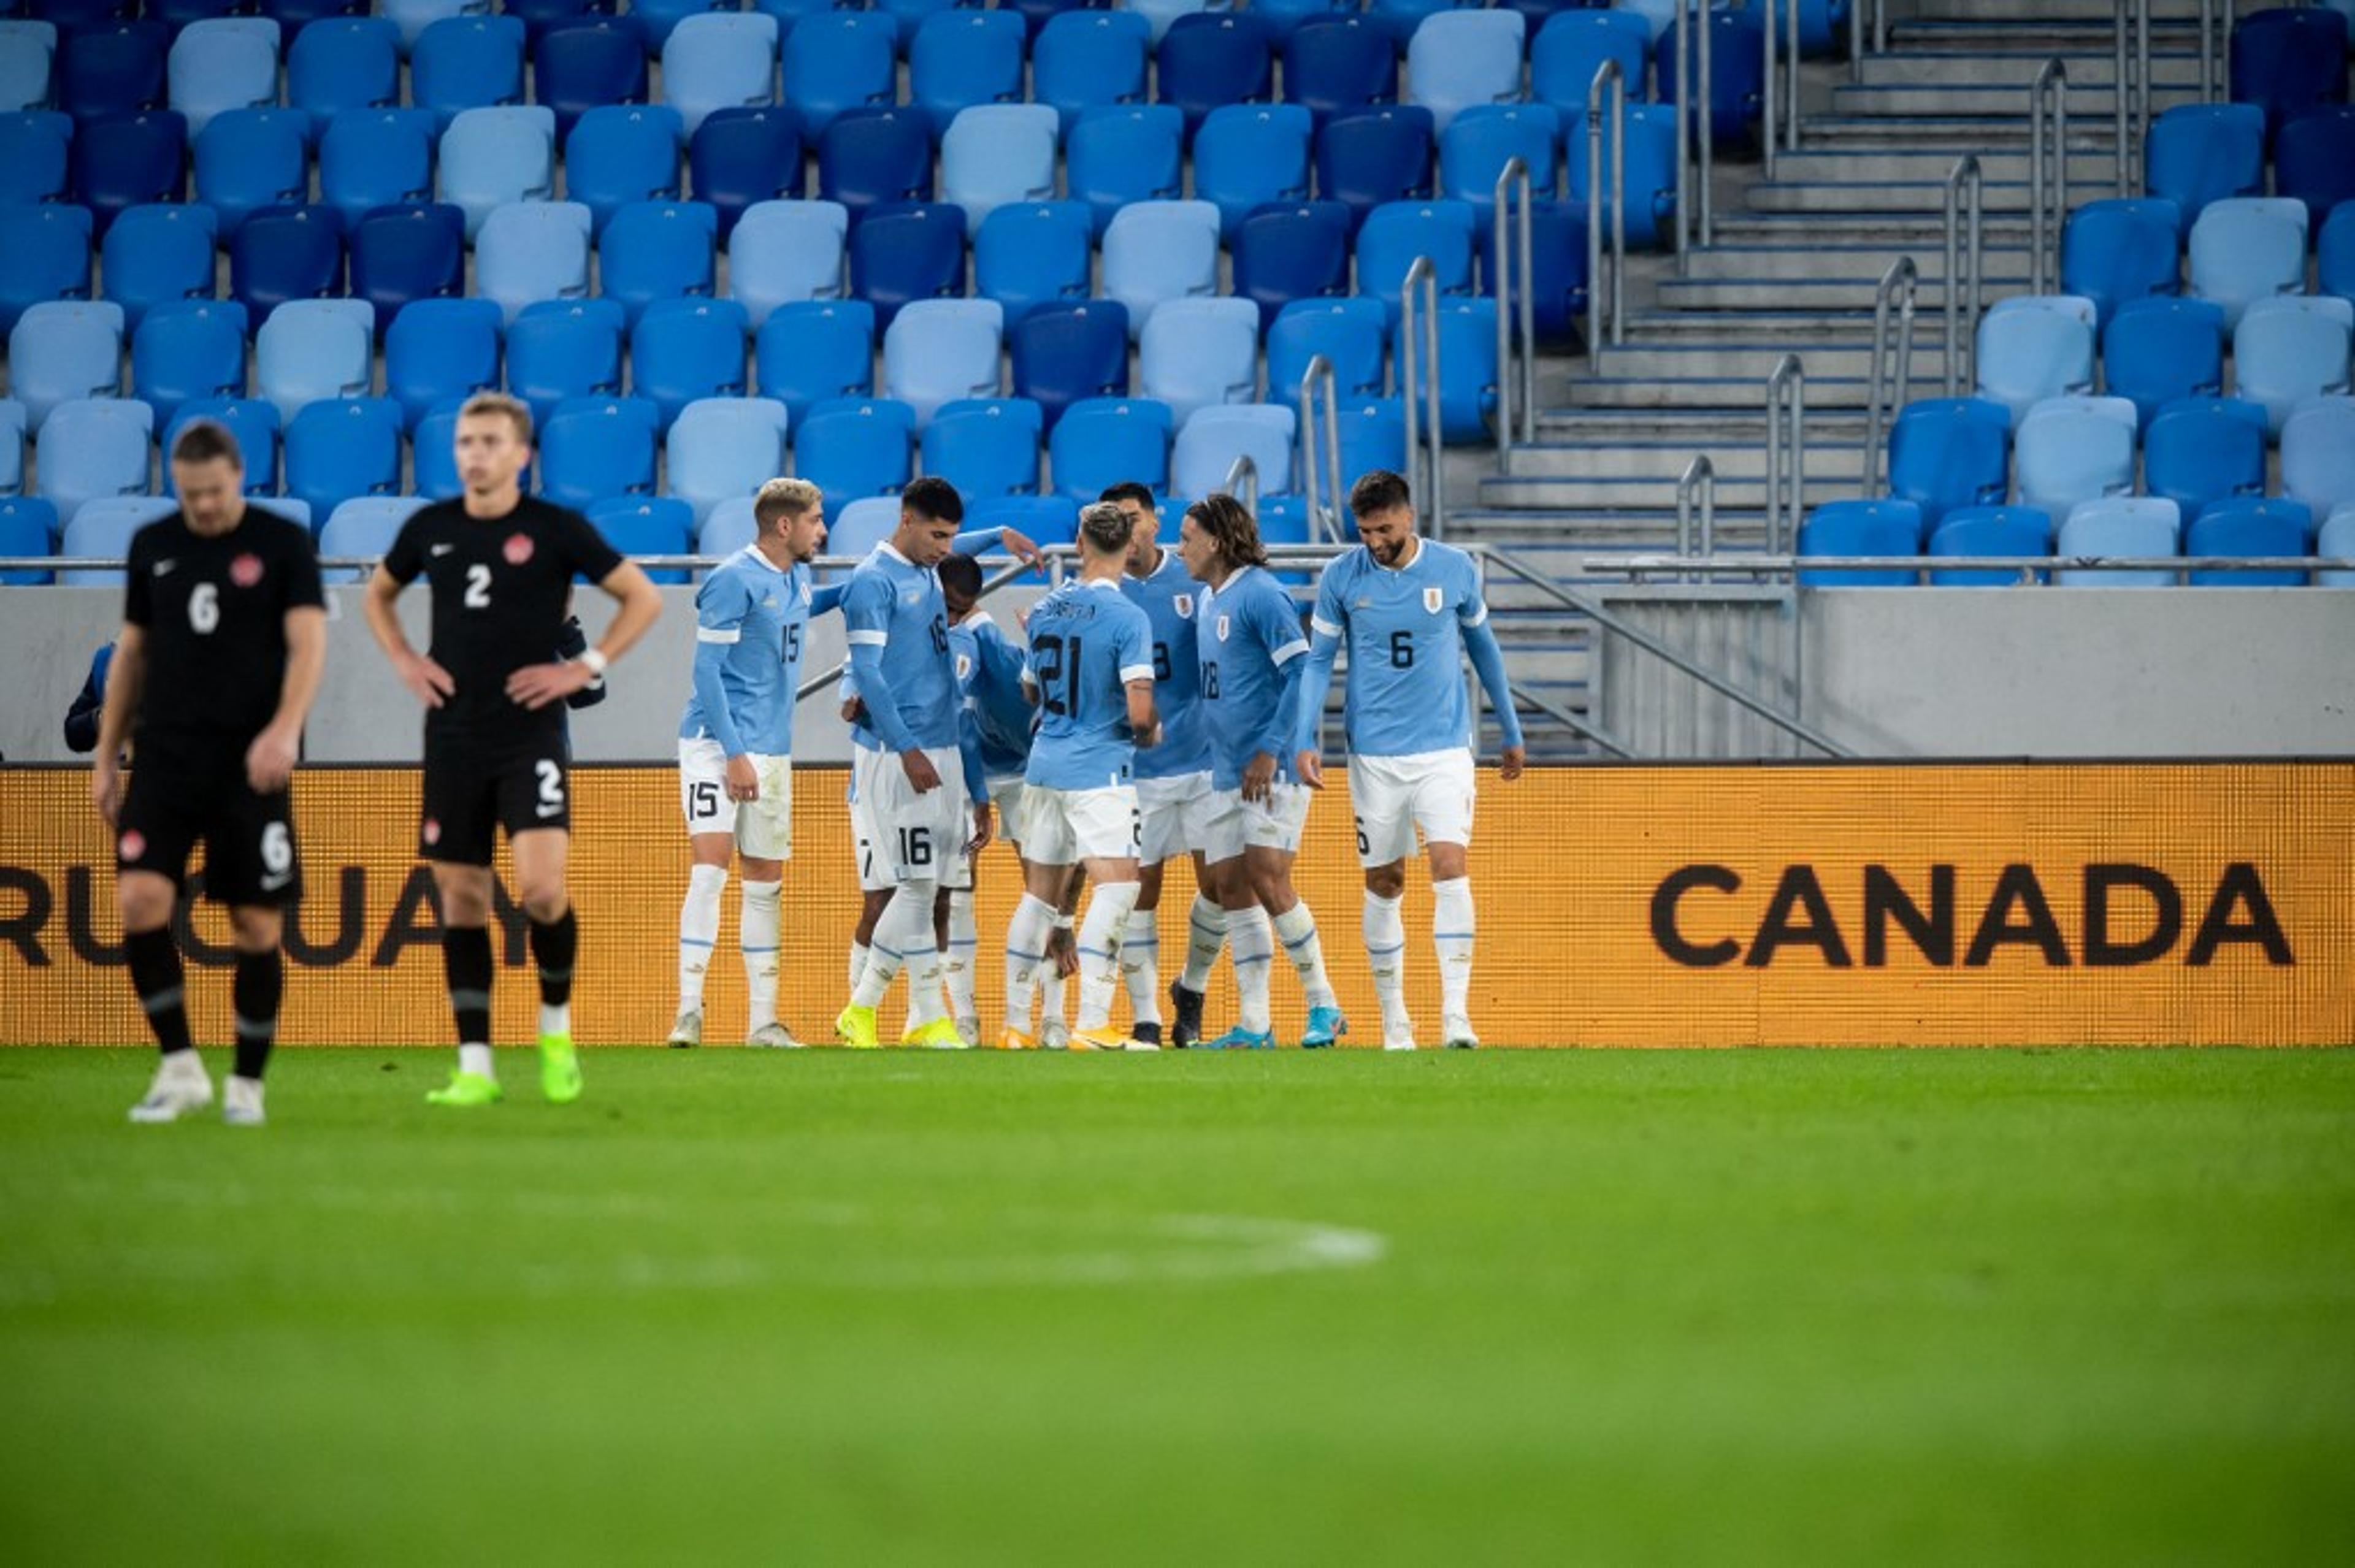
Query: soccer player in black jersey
361 393 662 1108
90 421 327 1128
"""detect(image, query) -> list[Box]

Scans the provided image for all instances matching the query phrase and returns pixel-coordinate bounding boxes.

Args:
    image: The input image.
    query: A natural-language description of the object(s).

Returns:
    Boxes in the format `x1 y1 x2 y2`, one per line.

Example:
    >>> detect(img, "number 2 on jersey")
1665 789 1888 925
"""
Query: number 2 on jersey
464 564 492 609
1032 633 1084 716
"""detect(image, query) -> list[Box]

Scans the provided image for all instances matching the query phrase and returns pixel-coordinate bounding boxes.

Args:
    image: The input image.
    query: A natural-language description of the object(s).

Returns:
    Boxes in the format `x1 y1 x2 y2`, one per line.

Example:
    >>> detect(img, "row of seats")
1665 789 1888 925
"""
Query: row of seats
2145 102 2355 240
2062 193 2353 334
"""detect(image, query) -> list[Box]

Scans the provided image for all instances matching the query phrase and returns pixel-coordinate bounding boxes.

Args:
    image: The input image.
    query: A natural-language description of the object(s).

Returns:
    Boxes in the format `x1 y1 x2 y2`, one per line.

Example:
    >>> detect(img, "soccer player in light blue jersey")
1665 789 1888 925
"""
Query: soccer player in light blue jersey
1293 470 1525 1049
669 478 840 1049
1003 501 1162 1050
1178 494 1346 1050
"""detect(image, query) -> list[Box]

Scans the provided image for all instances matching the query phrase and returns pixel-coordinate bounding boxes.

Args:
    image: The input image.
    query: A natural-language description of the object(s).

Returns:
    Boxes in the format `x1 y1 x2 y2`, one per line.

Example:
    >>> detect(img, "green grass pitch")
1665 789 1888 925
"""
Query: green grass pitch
2 1047 2350 1566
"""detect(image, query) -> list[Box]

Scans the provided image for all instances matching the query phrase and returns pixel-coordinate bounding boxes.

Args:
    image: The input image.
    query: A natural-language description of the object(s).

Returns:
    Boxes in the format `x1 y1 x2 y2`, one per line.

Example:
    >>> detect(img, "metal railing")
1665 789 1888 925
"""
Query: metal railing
1764 353 1805 554
1942 156 1984 396
2114 0 2151 194
2196 0 2229 102
1296 353 1346 544
1491 154 1536 460
1758 0 1800 176
1672 0 1715 264
1584 56 1626 370
1675 454 1717 583
1588 553 2355 584
1396 254 1447 540
2029 58 2069 296
1848 0 1886 83
1863 256 1918 496
1224 451 1260 516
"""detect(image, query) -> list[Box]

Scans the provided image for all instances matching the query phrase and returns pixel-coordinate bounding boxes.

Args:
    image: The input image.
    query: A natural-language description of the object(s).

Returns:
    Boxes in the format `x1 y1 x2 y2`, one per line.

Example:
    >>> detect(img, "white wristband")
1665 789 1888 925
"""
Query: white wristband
578 646 609 678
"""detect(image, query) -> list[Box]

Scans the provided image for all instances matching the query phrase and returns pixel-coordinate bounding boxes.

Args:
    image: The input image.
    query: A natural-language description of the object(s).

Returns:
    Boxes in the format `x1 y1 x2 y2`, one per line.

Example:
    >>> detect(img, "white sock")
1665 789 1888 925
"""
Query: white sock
1364 889 1408 1025
738 878 781 1028
538 1002 570 1038
678 863 726 1011
903 928 946 1028
1180 892 1225 992
849 941 870 993
1122 907 1163 1025
1003 892 1059 1031
1228 905 1274 1033
946 888 978 1022
1273 902 1337 1011
1434 876 1475 1020
459 1042 495 1079
854 884 932 1008
1042 911 1074 1027
1075 880 1143 1030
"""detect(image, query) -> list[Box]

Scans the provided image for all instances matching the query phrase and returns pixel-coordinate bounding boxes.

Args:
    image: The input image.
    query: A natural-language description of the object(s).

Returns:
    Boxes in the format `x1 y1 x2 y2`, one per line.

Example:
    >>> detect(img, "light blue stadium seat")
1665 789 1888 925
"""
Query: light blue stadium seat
825 493 904 559
2188 196 2307 331
381 0 476 54
540 395 659 511
1066 104 1184 238
2016 396 2136 523
726 199 846 328
564 105 683 239
911 10 1026 139
975 201 1093 325
1155 12 1274 136
1886 396 2012 534
192 109 308 237
631 295 749 431
2186 496 2310 586
689 106 803 239
1355 199 1478 329
1531 9 1652 113
1011 299 1132 430
39 398 155 530
794 397 917 499
1033 11 1153 137
940 103 1061 232
1100 199 1221 340
255 297 374 423
438 104 556 241
1193 102 1314 239
883 298 1004 427
1406 9 1524 134
163 397 280 495
781 11 894 137
284 396 403 521
1173 403 1296 500
13 299 123 431
1140 296 1262 427
318 494 428 583
289 18 400 124
698 493 758 558
320 107 435 229
588 494 695 582
599 198 718 324
0 495 58 584
1439 103 1560 213
625 0 729 53
1268 297 1388 407
60 494 177 585
667 395 788 527
661 12 777 139
99 202 215 334
2280 396 2355 522
921 397 1043 498
475 199 593 326
1282 15 1396 128
532 18 647 139
2059 197 2182 328
505 297 624 426
1975 295 2097 428
2318 503 2355 586
166 16 277 136
410 399 465 497
1925 504 2053 587
1797 498 1921 586
2056 496 2180 586
2102 297 2224 429
411 15 525 134
347 201 466 329
756 298 875 427
848 201 968 330
0 201 91 337
2143 101 2263 236
0 112 72 205
2143 397 2267 520
1049 397 1172 499
2233 296 2354 438
385 297 502 429
0 20 56 114
0 399 23 496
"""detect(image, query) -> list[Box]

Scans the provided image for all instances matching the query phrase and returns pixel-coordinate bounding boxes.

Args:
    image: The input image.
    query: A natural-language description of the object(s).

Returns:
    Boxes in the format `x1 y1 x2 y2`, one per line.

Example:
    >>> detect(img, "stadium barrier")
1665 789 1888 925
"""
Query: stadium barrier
2 761 2349 1047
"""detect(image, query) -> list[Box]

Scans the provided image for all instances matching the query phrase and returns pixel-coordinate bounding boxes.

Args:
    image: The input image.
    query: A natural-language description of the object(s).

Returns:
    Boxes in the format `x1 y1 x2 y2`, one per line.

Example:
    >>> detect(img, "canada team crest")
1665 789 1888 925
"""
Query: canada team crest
504 533 534 565
118 830 145 862
1423 586 1444 614
229 553 263 588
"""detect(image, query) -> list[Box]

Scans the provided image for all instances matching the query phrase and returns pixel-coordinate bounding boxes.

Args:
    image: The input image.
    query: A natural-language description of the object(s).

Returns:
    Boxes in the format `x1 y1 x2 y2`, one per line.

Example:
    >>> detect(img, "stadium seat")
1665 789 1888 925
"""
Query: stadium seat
129 299 246 426
1886 396 2012 534
1100 200 1221 341
2229 6 2349 138
0 112 72 207
12 299 121 430
564 105 683 239
437 104 556 242
0 399 22 496
1405 10 1523 135
381 0 478 54
2143 397 2267 520
599 199 718 325
320 108 435 230
621 0 723 52
2101 297 2225 429
2319 503 2355 586
1332 399 1407 516
1415 296 1501 444
1268 297 1387 405
0 495 58 585
1925 504 2053 587
410 398 464 497
0 20 56 115
1472 194 1589 337
2142 102 2264 236
37 397 154 530
411 15 524 134
883 299 1004 427
940 104 1061 232
727 199 848 327
781 11 892 137
532 19 646 139
288 18 400 125
756 298 875 427
163 397 280 495
59 494 177 585
848 202 967 331
2059 197 2183 328
697 493 757 557
661 12 777 139
1975 296 2097 428
1032 10 1152 136
1049 397 1173 499
166 16 277 137
283 396 403 521
255 298 374 424
2055 495 2180 586
997 0 1093 41
910 10 1026 139
1356 199 1478 330
794 397 916 499
1315 106 1436 230
2015 395 2137 522
99 202 215 334
57 21 165 120
505 297 624 426
921 398 1043 498
586 494 694 583
2185 496 2310 586
229 204 343 322
538 396 658 511
689 106 802 240
1439 104 1561 213
824 493 903 559
1156 13 1274 136
385 297 502 429
815 107 933 221
666 396 788 527
1531 10 1652 115
2280 395 2355 522
1066 105 1185 238
1173 403 1296 500
1011 299 1131 430
475 199 592 326
192 109 308 238
1562 101 1679 251
1797 498 1922 586
1125 0 1211 48
2277 105 2355 230
963 491 1077 549
1141 297 1263 427
975 201 1093 325
317 495 427 583
347 202 465 332
1282 15 1396 128
1231 201 1352 329
70 109 184 237
631 296 749 432
2232 295 2355 437
1655 4 1765 148
2188 197 2307 331
1193 102 1315 239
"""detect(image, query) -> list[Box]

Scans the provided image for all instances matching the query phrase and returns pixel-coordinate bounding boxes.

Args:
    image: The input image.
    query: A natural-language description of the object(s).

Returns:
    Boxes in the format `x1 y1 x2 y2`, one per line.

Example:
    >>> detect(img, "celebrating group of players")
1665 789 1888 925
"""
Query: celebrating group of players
91 391 1522 1126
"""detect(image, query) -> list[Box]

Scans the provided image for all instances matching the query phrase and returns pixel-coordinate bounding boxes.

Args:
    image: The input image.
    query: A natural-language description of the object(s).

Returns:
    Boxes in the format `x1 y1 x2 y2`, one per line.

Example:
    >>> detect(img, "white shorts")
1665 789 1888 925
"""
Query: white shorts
1349 749 1476 868
1020 783 1141 866
1136 770 1216 866
941 774 1024 892
850 743 970 888
1201 781 1312 863
678 738 793 861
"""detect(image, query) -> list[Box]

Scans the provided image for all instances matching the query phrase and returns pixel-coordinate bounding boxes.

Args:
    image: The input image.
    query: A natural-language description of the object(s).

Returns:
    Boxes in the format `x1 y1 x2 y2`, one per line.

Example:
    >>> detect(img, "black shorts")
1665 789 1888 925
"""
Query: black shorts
116 738 302 908
421 729 571 863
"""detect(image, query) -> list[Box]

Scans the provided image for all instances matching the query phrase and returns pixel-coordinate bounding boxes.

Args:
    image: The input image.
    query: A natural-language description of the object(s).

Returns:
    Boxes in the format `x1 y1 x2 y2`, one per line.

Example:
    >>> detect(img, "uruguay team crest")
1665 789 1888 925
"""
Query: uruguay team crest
1174 592 1193 618
1215 614 1230 642
955 653 973 681
1423 586 1445 614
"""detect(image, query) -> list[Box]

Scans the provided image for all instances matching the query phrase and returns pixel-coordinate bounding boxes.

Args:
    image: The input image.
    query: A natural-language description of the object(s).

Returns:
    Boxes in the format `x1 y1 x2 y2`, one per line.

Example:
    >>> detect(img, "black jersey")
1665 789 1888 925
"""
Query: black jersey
122 506 324 745
381 495 624 743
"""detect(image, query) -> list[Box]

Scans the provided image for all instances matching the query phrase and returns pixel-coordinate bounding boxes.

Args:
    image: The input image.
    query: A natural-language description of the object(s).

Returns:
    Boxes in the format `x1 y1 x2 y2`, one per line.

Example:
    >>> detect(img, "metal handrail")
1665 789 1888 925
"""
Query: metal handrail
1297 353 1345 544
1396 254 1446 540
1583 554 2355 579
1759 0 1799 174
2114 0 2151 194
1942 156 1984 396
2196 0 2227 102
1584 57 1626 370
1760 0 1778 179
1673 0 1704 267
1848 0 1885 83
1491 154 1536 459
1764 353 1805 555
1224 451 1260 515
1863 256 1918 496
1675 454 1717 583
2029 58 2069 296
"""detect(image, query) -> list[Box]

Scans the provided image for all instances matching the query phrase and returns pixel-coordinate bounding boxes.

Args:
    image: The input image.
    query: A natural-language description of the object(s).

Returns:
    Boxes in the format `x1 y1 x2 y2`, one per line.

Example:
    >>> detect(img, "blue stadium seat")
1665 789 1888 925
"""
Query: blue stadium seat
288 18 400 125
2143 396 2267 520
1315 105 1436 230
599 198 718 324
666 396 787 527
411 15 524 134
283 396 402 521
57 21 164 120
2322 504 2355 587
941 103 1061 231
588 494 695 582
505 296 624 426
1268 296 1387 404
532 18 646 139
781 11 893 137
381 0 480 54
385 296 502 428
2015 395 2137 522
2280 395 2355 522
255 297 374 423
1049 397 1173 499
99 202 215 334
2186 496 2310 585
727 198 848 327
689 105 802 239
0 20 55 114
756 297 874 427
1925 505 2053 587
1330 399 1406 514
1033 10 1152 136
794 397 916 499
872 0 962 53
1655 4 1763 148
1141 296 1263 427
13 299 122 430
1066 104 1184 237
539 395 658 511
1797 499 1921 586
163 397 280 495
1174 403 1295 499
884 298 1004 426
1010 299 1130 430
622 0 726 52
661 12 778 138
564 104 683 238
1563 101 1678 250
1886 396 2011 533
0 112 72 205
2055 495 2179 586
963 491 1076 547
921 397 1043 498
348 202 465 331
975 201 1093 325
2101 296 2224 429
2143 102 2264 235
2276 105 2355 231
2229 6 2349 138
437 104 556 241
1472 194 1588 337
1249 0 1357 48
0 398 22 495
1357 199 1479 327
166 16 278 137
2058 197 2181 328
2232 295 2354 437
70 109 183 236
824 493 903 559
1439 104 1560 212
2188 196 2308 331
997 0 1097 42
410 398 464 497
1975 295 2097 427
229 204 342 321
1157 13 1273 136
815 107 933 221
1406 10 1523 134
193 109 308 237
37 397 153 532
911 10 1026 139
318 495 427 582
1368 0 1482 50
1126 0 1211 48
475 199 592 325
320 107 435 229
0 495 58 584
1193 102 1314 239
848 201 967 331
1531 10 1652 114
631 295 749 431
1231 201 1352 328
1281 15 1395 128
1418 296 1500 443
1101 199 1220 340
60 494 177 585
697 493 756 557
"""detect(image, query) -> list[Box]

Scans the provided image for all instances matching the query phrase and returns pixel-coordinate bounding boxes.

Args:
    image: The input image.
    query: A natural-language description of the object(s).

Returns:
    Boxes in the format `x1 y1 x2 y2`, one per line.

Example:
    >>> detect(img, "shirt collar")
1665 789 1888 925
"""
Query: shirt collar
738 544 786 576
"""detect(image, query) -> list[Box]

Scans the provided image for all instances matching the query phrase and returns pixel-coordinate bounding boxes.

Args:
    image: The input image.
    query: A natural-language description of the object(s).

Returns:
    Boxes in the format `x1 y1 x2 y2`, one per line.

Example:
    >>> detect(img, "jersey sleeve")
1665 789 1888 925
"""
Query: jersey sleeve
559 507 627 584
1252 580 1310 668
1453 551 1489 629
1309 559 1349 644
1116 603 1154 685
378 514 426 586
121 529 153 628
840 570 892 649
280 520 325 611
693 568 750 643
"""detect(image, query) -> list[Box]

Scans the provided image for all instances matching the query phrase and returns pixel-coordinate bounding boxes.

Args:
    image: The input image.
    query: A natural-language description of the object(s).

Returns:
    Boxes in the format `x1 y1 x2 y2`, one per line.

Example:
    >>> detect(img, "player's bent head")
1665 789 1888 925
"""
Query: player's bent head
169 421 247 535
1349 469 1418 565
1181 493 1268 573
1077 500 1135 560
936 551 982 618
897 475 965 564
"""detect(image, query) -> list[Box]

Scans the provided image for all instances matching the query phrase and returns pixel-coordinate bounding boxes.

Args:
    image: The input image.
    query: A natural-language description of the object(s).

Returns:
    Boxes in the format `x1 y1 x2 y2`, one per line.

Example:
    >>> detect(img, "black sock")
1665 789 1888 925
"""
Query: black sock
232 946 283 1082
443 925 494 1045
126 926 194 1057
530 909 577 1008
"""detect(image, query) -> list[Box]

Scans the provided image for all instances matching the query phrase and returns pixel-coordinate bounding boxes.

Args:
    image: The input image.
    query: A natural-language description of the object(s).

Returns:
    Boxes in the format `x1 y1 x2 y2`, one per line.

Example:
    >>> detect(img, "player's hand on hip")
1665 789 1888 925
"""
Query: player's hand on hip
397 651 456 709
724 752 760 802
969 803 993 855
1242 751 1277 802
1499 744 1526 782
506 659 588 711
1294 749 1324 790
900 748 942 792
90 758 120 825
246 724 299 793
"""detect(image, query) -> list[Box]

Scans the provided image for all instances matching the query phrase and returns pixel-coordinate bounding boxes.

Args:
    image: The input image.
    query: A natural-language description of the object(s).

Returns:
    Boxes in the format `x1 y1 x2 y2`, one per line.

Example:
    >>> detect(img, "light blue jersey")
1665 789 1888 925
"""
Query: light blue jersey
952 610 1033 783
679 547 841 755
841 543 960 753
1193 565 1311 792
1297 538 1525 758
1119 546 1211 781
1022 578 1155 790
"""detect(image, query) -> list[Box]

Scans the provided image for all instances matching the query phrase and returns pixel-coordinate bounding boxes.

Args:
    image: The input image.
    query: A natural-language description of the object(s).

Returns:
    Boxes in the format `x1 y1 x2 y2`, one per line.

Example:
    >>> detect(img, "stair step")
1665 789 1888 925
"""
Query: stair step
1764 147 2115 184
1545 372 1878 409
1856 50 2204 89
1479 475 1850 510
1829 82 2204 117
1891 16 2206 47
1529 407 1872 442
1658 276 2032 312
1703 213 2036 247
1617 309 1942 345
1799 115 2118 147
1681 242 2030 282
1595 342 1952 380
1506 440 1869 483
1910 0 2207 20
1746 179 2066 215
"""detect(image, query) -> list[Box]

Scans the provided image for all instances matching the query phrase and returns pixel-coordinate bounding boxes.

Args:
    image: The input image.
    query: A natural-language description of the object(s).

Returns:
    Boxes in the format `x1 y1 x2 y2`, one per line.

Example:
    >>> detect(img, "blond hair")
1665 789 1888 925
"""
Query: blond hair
754 476 822 530
457 391 534 445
